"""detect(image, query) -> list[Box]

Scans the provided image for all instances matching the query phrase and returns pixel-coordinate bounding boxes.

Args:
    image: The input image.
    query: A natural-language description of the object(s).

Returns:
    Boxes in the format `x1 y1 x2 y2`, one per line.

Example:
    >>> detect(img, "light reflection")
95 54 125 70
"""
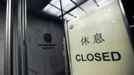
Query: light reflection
42 5 61 16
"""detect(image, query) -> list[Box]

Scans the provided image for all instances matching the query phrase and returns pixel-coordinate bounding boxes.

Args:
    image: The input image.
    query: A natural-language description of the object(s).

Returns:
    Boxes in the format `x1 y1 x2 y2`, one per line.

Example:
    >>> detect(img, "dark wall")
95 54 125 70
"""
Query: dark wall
122 0 134 25
0 3 6 75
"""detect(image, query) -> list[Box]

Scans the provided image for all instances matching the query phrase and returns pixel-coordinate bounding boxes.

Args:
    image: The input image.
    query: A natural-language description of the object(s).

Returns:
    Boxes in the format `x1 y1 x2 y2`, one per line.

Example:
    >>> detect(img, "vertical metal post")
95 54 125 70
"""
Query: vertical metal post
22 0 28 74
59 0 71 75
18 0 28 75
4 0 12 75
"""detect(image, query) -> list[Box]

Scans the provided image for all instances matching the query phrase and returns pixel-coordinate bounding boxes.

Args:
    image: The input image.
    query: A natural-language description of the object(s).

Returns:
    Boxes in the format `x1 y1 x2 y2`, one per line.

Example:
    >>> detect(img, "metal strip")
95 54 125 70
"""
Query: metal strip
59 0 64 22
59 1 71 75
64 21 72 75
4 0 12 75
130 25 134 28
70 0 87 13
18 0 23 75
18 0 28 75
22 0 28 75
23 0 28 74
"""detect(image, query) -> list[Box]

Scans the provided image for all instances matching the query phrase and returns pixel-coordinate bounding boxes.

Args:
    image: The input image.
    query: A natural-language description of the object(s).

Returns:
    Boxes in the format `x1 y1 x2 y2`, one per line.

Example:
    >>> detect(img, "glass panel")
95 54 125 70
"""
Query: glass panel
51 0 75 11
26 0 69 75
42 0 76 17
60 0 75 11
0 1 6 75
65 0 134 75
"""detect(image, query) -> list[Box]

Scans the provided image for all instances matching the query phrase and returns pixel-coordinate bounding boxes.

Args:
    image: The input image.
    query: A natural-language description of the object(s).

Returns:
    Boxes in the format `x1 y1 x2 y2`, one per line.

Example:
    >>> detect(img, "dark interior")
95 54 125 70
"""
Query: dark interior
122 0 134 25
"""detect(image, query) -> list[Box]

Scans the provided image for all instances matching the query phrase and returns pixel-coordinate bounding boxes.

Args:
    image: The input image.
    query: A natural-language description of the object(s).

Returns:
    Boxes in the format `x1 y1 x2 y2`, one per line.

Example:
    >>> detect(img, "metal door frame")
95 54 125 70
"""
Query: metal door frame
4 0 12 75
4 0 28 75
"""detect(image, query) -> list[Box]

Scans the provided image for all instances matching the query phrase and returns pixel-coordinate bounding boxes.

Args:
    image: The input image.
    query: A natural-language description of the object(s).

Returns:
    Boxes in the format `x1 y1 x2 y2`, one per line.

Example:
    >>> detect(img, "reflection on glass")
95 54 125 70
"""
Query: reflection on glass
26 0 68 75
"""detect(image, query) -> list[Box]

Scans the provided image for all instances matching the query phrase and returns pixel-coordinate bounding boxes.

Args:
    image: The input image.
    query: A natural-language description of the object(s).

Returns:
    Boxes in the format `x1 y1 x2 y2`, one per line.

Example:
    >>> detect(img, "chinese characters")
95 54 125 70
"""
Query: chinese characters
94 33 105 44
81 36 90 45
81 33 105 46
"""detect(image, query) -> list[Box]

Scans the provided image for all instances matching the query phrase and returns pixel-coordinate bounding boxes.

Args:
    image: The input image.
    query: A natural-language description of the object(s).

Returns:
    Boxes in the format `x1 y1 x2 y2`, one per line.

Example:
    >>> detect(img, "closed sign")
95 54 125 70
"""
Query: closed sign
66 0 134 75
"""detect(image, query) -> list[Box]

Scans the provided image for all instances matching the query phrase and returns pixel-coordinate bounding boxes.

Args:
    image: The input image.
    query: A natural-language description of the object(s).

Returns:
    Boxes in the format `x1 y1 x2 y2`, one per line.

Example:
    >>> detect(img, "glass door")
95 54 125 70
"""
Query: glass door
26 0 69 75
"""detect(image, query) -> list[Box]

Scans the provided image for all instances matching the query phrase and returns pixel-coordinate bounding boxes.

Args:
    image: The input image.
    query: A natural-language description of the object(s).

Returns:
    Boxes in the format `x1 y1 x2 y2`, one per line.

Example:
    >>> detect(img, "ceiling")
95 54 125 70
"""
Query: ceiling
1 0 133 24
0 0 88 20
